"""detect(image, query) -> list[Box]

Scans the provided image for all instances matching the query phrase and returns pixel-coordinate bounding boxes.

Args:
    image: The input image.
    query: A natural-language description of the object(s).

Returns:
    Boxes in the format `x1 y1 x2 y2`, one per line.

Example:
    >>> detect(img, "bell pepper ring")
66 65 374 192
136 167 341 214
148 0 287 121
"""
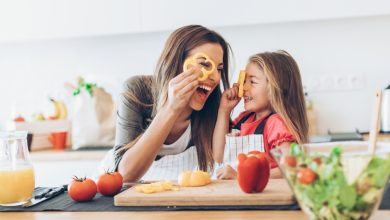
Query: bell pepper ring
237 151 270 193
183 52 216 81
237 70 246 97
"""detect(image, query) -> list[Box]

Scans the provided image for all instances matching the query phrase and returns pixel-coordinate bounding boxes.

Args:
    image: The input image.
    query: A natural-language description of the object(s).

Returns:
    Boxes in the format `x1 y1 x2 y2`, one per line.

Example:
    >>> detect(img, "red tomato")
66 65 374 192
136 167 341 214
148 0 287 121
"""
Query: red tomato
97 172 123 196
281 155 297 167
313 157 322 166
297 168 317 185
68 176 97 202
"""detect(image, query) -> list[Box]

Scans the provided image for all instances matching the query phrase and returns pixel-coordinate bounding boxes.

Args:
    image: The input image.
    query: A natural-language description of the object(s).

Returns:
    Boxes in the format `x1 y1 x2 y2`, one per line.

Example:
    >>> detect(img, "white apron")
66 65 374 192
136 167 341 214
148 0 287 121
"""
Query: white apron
216 132 265 171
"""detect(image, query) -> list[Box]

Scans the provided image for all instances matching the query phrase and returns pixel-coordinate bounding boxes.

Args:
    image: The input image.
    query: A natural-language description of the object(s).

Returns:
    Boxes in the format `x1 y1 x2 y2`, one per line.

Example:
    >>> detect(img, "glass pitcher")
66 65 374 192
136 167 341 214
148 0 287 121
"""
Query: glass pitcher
0 131 35 206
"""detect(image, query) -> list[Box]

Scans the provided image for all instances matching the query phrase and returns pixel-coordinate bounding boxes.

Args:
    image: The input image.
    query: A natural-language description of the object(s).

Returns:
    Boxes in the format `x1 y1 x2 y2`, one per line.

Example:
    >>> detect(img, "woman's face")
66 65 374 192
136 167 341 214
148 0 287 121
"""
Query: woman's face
243 62 270 113
187 43 224 111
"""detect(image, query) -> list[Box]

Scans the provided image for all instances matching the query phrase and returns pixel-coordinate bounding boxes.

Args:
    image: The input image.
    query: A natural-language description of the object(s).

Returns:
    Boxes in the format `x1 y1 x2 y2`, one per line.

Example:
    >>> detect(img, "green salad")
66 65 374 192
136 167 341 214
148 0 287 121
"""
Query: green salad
278 144 390 220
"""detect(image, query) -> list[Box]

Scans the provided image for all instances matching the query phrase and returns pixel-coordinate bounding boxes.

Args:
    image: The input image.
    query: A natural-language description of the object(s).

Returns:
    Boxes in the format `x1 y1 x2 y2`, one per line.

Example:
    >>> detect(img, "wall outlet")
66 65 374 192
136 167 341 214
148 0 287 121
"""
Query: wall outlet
305 74 366 92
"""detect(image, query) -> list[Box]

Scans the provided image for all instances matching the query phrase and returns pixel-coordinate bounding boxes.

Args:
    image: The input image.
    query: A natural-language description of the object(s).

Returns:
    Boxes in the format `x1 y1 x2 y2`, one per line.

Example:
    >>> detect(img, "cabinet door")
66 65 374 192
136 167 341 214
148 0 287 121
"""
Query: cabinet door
140 0 390 32
0 0 141 42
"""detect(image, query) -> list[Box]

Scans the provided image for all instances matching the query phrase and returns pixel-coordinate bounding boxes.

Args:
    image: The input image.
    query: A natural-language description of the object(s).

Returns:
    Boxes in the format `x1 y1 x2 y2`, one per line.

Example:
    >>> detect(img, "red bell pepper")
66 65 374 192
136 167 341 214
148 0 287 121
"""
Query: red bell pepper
237 151 270 193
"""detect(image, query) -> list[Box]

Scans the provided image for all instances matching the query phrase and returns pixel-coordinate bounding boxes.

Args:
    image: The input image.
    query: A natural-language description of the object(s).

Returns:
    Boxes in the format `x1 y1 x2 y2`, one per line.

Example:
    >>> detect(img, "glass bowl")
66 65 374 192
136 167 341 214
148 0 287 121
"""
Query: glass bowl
271 141 390 220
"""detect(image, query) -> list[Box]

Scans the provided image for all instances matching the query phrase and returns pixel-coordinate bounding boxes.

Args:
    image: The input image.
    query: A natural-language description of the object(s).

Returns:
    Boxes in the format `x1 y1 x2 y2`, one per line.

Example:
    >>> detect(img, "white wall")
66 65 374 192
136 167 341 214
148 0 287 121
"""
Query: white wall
1 15 390 134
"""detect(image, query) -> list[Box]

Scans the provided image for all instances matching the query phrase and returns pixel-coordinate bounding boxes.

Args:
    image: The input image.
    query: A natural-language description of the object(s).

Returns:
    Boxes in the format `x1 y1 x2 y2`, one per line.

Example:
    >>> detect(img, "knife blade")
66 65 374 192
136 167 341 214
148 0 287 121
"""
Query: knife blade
22 186 66 207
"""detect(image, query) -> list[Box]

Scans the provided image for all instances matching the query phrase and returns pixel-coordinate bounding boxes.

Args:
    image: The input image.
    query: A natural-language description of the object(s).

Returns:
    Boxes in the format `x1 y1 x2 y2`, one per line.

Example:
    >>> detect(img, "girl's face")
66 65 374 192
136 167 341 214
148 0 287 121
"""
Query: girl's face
243 62 271 113
187 43 224 111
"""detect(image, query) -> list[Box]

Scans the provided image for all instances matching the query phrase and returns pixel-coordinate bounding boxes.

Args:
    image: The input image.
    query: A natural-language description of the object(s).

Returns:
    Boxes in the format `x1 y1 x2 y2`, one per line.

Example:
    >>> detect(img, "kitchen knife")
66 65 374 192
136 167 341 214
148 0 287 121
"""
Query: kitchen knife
22 186 66 207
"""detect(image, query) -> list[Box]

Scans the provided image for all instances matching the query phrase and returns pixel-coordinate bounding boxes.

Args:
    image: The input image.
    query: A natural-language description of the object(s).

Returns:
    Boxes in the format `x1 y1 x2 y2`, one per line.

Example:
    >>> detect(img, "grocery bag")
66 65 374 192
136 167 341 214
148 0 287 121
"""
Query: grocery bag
72 82 116 149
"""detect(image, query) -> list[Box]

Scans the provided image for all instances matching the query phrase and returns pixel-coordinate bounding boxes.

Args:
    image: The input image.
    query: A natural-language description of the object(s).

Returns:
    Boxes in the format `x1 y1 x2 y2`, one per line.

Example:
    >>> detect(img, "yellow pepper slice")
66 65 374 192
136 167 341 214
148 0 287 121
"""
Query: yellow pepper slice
238 70 246 97
183 52 216 81
134 181 179 194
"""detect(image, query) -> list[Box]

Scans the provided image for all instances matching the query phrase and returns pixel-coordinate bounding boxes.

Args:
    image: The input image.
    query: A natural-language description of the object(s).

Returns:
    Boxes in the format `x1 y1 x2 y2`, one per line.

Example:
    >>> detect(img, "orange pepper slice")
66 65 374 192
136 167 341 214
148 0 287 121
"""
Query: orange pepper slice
238 70 246 97
183 52 216 81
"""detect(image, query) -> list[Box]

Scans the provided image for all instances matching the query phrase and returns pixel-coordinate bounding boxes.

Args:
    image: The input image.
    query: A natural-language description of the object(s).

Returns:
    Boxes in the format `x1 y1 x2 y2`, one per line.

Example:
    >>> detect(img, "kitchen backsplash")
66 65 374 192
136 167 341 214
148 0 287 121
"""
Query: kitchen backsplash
1 15 390 134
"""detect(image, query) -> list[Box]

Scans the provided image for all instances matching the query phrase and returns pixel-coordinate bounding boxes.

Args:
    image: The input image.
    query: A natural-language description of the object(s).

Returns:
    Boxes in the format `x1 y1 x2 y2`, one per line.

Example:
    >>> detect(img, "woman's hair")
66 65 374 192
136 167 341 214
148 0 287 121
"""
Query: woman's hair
125 25 232 171
249 50 308 144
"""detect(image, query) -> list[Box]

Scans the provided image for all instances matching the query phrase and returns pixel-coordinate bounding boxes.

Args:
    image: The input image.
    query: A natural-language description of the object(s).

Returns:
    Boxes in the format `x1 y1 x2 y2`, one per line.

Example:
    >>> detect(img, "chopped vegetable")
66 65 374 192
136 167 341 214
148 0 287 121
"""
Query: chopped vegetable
275 145 390 220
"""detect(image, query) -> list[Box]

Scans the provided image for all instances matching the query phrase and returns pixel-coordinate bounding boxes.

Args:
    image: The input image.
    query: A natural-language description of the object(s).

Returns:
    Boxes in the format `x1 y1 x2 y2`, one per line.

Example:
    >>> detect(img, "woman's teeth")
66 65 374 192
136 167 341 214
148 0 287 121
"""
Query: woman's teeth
198 85 211 91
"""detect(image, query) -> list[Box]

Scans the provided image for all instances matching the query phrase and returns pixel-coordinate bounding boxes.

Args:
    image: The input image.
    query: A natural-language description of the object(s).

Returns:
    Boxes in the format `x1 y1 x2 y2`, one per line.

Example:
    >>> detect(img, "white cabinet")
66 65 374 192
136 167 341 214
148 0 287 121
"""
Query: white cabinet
0 0 141 42
1 0 390 42
140 0 390 32
30 150 107 187
34 160 101 187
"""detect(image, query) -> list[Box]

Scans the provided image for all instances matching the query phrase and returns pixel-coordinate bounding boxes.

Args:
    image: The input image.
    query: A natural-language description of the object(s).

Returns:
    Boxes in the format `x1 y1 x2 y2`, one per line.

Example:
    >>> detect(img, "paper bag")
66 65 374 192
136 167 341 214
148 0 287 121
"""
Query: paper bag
72 86 116 149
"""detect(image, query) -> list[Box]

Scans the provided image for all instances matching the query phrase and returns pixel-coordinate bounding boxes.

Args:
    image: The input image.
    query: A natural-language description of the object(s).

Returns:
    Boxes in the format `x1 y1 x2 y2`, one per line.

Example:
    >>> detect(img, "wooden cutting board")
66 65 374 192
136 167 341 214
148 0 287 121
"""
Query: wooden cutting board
114 179 295 206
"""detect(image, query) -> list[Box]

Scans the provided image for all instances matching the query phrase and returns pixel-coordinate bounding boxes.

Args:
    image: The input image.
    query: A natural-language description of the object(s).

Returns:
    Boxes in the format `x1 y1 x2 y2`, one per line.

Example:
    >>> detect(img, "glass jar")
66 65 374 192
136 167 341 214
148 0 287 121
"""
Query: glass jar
0 131 35 206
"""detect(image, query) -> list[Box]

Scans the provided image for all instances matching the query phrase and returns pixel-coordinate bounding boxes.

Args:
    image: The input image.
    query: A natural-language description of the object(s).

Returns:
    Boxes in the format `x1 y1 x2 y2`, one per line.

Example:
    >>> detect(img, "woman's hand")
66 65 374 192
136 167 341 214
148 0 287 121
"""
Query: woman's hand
166 68 201 113
219 83 241 114
216 164 237 180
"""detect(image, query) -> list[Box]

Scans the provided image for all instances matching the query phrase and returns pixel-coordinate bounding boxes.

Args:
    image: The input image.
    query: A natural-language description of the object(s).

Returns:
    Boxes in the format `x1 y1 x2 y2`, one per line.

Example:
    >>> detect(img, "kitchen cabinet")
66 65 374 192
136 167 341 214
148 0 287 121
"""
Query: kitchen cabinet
0 0 141 42
30 150 107 187
1 0 389 42
140 0 390 32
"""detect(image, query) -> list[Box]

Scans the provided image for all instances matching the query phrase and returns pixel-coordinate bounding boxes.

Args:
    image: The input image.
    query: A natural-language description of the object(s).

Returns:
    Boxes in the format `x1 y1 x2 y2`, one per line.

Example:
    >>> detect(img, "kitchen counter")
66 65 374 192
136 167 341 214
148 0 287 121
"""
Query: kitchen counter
1 210 390 220
362 133 390 142
29 133 390 162
30 149 108 187
30 149 108 161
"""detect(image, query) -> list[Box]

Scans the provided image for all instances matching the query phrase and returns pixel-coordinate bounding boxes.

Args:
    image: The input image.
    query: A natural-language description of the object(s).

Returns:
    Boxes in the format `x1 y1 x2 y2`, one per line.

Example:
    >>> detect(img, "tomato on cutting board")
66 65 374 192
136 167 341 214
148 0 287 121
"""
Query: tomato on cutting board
97 171 123 196
68 176 97 202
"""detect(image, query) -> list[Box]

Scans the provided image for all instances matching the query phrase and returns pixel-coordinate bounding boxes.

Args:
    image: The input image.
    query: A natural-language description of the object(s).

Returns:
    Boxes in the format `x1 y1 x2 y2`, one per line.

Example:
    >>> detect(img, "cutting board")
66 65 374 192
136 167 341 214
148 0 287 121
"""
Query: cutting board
114 179 295 206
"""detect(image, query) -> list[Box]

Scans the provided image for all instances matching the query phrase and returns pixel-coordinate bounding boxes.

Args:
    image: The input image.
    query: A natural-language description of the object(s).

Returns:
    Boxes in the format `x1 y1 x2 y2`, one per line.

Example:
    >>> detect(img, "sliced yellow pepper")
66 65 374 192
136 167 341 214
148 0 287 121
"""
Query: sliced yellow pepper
134 181 179 194
183 52 216 81
238 70 246 97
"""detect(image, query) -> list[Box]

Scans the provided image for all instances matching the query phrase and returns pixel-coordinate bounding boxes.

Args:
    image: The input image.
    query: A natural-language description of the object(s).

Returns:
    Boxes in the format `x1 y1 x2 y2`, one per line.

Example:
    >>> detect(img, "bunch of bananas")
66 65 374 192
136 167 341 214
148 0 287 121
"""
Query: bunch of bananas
49 98 68 120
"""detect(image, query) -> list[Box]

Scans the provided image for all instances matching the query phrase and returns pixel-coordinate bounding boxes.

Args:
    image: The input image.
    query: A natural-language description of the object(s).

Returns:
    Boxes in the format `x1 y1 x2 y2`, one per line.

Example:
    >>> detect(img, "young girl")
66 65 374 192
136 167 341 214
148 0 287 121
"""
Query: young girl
213 50 308 179
101 25 232 182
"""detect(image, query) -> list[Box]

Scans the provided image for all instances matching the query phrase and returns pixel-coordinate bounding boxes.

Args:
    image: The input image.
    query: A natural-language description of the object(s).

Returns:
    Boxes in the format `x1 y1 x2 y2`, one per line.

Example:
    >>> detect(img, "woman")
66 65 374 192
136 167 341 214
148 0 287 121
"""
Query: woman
103 25 232 182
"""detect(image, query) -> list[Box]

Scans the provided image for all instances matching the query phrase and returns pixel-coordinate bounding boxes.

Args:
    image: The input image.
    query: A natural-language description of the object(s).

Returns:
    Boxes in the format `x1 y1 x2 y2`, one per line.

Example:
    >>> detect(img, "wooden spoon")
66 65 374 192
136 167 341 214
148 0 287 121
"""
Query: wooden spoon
368 90 383 155
343 90 382 184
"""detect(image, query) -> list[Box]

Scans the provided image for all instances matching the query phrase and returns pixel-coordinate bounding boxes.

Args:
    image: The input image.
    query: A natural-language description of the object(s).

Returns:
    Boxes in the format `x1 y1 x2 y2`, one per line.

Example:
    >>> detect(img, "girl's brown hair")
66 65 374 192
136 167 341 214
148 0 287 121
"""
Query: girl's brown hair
249 50 308 144
125 25 232 171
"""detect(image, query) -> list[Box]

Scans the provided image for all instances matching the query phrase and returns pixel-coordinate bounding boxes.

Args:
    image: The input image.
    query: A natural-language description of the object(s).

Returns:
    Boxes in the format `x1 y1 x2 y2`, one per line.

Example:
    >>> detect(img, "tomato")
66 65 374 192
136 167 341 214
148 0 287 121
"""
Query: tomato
68 176 97 202
281 155 297 167
97 172 123 196
313 157 322 166
297 168 317 185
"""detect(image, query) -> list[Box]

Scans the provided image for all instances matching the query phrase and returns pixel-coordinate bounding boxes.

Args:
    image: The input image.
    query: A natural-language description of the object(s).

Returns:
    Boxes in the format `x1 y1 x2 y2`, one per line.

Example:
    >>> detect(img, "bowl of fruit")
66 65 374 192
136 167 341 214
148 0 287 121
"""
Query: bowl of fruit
271 141 390 220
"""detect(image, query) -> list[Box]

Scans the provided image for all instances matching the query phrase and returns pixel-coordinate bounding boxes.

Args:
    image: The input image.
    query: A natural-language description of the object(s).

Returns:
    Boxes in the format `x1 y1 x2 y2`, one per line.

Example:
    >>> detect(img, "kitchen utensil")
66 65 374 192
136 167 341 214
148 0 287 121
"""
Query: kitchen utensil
22 186 66 207
114 179 294 206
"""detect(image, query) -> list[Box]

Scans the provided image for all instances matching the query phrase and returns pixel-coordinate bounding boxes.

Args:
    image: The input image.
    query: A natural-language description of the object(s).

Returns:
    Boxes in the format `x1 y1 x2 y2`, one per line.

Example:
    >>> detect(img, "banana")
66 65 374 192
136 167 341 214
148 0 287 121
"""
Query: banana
50 99 68 119
50 98 60 119
57 100 68 119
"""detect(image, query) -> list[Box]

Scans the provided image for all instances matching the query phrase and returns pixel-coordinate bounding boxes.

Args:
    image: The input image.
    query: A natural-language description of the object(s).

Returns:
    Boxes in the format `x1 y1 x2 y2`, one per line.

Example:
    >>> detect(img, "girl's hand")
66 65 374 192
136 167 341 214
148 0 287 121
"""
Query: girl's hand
219 83 241 114
216 164 237 180
166 68 201 113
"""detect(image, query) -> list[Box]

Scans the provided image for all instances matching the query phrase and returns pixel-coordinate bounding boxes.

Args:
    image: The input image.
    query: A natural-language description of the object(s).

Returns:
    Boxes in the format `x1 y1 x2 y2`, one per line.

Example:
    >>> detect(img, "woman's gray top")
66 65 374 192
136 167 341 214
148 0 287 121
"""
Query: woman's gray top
112 75 193 171
112 75 154 170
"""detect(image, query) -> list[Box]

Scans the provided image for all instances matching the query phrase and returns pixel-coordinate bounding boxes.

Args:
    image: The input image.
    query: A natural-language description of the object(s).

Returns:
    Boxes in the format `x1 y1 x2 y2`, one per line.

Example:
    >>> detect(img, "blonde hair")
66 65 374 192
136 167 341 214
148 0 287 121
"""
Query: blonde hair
125 25 232 171
249 50 308 144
